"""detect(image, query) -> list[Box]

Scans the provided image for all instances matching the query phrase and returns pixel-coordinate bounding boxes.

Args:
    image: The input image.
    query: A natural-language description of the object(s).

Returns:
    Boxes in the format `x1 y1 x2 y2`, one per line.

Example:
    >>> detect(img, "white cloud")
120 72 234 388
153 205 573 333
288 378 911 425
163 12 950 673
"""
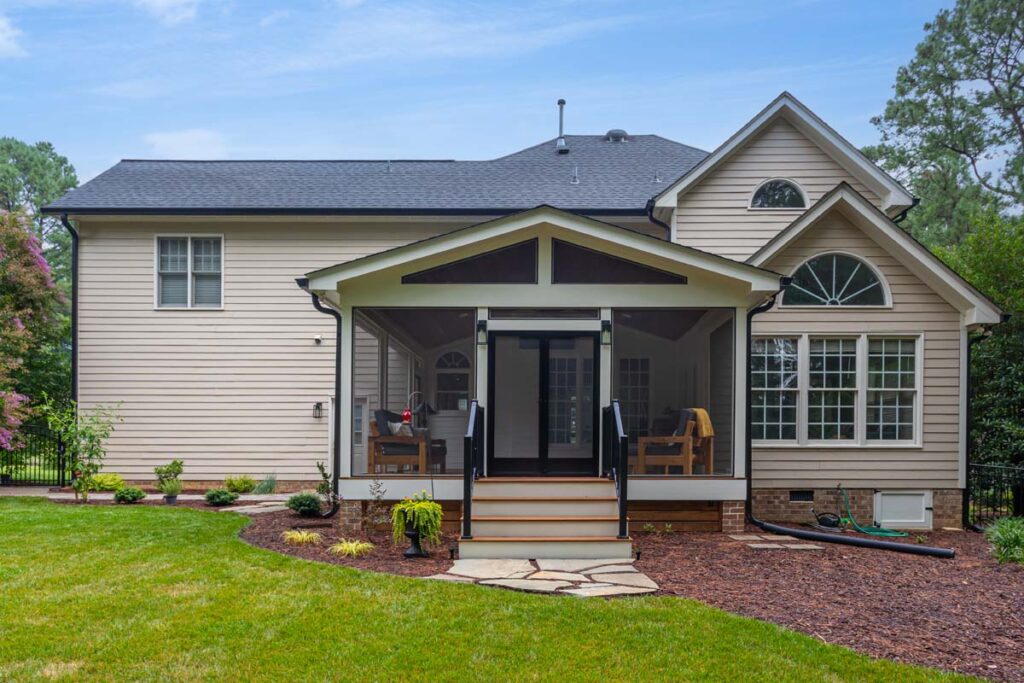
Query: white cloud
0 14 26 58
258 9 289 28
134 0 200 25
143 128 227 158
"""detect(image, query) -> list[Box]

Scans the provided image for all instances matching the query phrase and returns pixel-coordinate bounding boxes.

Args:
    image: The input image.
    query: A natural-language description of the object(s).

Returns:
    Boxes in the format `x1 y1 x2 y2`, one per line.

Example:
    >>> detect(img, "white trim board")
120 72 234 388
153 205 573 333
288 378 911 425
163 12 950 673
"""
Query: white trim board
652 92 915 214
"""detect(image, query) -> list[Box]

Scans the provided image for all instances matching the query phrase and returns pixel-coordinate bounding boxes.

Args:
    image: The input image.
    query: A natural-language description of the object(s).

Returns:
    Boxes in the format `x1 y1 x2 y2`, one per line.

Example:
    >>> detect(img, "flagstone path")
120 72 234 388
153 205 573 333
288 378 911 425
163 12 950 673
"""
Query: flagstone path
425 558 659 597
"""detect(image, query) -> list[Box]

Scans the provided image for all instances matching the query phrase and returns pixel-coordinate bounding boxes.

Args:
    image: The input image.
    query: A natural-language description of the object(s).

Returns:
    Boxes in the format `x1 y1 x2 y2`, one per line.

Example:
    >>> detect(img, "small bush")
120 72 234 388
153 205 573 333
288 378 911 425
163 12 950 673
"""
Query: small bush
113 487 146 504
282 530 322 546
224 475 257 494
92 473 126 491
154 460 183 487
252 473 277 494
391 491 443 546
159 478 183 496
204 488 239 507
329 539 374 557
286 492 323 517
985 517 1024 564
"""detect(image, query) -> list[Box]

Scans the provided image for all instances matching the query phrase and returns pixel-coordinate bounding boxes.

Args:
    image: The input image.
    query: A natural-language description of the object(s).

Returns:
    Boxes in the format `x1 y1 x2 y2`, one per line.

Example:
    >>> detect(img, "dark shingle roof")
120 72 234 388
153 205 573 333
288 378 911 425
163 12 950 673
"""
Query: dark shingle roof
44 135 707 214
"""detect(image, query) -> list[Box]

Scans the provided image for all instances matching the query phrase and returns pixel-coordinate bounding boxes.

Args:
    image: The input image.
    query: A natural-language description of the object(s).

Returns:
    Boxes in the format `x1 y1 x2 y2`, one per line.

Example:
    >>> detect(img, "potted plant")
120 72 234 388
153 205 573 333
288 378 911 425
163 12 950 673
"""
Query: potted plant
159 478 182 505
391 490 443 558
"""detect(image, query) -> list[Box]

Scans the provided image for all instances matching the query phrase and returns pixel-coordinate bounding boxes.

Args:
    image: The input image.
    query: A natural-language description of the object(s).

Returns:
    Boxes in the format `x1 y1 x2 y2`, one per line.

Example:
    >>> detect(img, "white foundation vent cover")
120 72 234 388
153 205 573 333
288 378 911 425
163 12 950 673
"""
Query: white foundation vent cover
874 490 933 529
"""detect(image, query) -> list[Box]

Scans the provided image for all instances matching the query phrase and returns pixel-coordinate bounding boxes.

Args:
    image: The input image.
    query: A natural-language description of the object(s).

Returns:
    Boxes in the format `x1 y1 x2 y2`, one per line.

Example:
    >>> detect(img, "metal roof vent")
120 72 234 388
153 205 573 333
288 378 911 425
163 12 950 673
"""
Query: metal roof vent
570 164 580 184
555 99 569 154
606 128 628 142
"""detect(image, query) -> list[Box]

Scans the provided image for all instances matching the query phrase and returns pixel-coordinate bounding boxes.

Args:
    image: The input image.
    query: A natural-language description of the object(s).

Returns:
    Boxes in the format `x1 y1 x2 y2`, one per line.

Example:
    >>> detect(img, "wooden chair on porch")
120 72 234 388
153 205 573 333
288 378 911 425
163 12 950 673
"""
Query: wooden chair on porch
368 409 428 474
635 409 715 475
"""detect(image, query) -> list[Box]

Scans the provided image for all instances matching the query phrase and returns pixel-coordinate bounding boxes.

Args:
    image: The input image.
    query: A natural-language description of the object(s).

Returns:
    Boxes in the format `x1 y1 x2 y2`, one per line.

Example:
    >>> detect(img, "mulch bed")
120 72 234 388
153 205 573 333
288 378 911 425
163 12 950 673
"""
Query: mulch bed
635 526 1024 682
239 509 457 577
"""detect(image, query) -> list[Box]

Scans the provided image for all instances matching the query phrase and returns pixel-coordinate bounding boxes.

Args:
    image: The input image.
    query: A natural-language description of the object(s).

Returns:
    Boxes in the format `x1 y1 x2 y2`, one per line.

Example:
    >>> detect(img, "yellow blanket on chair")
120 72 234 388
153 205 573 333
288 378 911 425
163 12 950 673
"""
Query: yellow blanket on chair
689 408 714 438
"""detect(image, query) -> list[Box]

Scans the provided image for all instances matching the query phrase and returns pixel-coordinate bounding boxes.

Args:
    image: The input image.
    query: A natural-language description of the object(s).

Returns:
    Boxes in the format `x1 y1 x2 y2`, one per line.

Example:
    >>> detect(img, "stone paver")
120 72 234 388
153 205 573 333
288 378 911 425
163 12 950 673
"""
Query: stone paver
528 571 590 582
747 543 786 549
598 572 658 589
480 579 572 593
437 558 657 598
727 534 764 541
583 564 638 575
448 559 534 579
564 584 657 597
782 543 823 550
535 558 634 571
225 504 289 515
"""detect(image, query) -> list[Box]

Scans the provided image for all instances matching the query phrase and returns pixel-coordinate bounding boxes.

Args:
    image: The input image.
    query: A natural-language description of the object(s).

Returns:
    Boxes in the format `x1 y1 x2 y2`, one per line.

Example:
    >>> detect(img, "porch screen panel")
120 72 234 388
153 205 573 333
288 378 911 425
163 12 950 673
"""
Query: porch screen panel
352 320 381 475
708 319 734 475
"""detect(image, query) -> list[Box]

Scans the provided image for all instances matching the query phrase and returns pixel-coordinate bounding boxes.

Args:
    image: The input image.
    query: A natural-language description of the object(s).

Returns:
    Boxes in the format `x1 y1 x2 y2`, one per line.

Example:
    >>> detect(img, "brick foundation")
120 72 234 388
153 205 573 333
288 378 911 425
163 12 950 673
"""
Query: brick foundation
721 500 745 533
752 487 964 529
124 479 320 493
335 500 363 535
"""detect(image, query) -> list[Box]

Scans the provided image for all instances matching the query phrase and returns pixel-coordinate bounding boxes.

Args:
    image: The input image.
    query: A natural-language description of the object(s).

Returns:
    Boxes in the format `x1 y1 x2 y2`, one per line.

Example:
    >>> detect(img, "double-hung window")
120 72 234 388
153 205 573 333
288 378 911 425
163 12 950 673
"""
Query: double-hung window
157 236 223 308
753 334 920 445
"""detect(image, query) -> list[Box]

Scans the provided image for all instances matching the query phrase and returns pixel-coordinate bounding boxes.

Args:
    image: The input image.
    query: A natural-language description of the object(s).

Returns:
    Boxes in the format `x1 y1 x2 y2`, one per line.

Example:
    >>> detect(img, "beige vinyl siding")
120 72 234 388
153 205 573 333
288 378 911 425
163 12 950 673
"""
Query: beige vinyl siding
78 219 456 480
675 118 881 261
751 210 962 489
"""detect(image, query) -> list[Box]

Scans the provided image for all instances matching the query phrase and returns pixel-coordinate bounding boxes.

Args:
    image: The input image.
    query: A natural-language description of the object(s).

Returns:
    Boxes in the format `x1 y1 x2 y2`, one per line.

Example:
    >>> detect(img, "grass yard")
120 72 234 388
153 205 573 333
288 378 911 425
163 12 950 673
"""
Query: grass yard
0 498 974 682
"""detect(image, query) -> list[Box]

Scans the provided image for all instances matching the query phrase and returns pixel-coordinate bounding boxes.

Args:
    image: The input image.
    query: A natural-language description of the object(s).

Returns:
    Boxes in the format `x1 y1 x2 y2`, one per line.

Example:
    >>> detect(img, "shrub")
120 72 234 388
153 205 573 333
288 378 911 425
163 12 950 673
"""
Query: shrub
113 487 146 504
286 492 322 517
159 478 183 496
252 473 277 494
391 490 443 546
329 539 374 557
41 398 121 503
282 530 322 546
92 472 126 491
154 460 183 488
985 517 1024 564
204 488 238 507
224 475 256 494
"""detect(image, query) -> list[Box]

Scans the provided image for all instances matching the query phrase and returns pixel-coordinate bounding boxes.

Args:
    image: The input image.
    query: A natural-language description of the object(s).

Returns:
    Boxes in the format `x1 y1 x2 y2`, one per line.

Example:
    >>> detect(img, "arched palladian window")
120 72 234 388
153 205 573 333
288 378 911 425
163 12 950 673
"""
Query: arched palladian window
435 351 471 411
750 178 807 209
783 253 888 307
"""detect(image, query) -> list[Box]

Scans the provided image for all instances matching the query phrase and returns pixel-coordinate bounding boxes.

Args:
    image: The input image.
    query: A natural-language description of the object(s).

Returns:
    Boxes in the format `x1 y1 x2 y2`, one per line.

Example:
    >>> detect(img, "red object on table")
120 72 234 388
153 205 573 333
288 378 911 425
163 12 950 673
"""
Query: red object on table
402 406 412 424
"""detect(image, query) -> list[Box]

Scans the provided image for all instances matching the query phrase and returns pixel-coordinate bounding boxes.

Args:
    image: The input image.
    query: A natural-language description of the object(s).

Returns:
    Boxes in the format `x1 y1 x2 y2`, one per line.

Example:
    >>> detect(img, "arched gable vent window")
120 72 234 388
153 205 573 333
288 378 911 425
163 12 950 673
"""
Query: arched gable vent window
783 253 888 307
750 179 807 209
435 351 471 411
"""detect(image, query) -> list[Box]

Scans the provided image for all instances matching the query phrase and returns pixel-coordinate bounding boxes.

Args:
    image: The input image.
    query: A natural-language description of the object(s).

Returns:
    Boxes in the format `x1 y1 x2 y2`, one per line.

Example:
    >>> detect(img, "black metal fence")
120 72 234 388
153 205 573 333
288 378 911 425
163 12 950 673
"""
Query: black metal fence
0 425 69 487
967 462 1024 525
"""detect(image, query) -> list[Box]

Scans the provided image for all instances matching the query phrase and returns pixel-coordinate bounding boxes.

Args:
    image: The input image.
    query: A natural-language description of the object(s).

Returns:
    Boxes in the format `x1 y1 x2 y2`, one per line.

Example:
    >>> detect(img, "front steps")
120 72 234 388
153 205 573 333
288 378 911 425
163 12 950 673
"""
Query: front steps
458 477 632 560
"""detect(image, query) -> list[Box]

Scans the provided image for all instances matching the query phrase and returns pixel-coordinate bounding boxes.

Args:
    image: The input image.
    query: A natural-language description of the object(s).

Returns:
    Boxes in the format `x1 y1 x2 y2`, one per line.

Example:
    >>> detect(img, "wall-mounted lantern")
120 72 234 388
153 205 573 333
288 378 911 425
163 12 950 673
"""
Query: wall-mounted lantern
600 320 612 346
313 401 323 419
476 319 488 345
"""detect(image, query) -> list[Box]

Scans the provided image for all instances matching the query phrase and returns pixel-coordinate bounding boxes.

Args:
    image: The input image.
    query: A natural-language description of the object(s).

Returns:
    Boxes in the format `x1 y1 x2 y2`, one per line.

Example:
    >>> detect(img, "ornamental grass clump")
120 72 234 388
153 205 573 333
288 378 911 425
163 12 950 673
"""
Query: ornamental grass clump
282 530 322 547
985 517 1024 565
391 490 443 547
328 539 374 557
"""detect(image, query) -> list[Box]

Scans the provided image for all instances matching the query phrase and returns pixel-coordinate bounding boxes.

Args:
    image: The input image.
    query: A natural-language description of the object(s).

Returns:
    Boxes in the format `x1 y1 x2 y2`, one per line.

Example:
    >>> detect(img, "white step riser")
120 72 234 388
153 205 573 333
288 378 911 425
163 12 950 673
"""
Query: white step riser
474 500 619 516
473 481 614 498
458 540 633 560
472 519 620 538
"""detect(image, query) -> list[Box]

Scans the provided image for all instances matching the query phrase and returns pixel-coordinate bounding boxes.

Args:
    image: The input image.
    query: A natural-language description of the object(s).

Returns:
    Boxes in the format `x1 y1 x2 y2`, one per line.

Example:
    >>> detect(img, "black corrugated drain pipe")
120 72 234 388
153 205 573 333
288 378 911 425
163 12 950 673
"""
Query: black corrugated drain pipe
744 284 955 559
295 278 340 518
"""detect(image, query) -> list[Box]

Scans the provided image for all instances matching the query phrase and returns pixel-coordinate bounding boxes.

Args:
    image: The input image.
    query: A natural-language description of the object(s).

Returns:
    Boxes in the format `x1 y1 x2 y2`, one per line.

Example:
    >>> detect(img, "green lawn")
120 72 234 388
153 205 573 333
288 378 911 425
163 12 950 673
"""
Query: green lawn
0 498 971 682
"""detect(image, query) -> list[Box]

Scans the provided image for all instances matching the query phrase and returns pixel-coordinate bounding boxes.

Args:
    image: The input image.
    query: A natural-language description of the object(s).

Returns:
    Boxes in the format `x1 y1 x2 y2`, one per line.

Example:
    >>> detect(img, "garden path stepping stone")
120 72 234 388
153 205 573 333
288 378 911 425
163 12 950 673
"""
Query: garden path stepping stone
747 543 786 549
528 571 590 582
564 584 657 597
480 579 572 593
449 559 534 579
783 544 823 550
424 574 475 582
583 564 638 575
598 572 658 589
727 534 763 541
535 558 634 572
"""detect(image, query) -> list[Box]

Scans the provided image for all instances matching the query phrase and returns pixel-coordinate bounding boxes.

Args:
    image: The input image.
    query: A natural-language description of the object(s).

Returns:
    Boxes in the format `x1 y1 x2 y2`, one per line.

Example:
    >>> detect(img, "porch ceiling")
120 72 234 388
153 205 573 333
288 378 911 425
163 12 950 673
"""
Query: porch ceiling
303 205 783 296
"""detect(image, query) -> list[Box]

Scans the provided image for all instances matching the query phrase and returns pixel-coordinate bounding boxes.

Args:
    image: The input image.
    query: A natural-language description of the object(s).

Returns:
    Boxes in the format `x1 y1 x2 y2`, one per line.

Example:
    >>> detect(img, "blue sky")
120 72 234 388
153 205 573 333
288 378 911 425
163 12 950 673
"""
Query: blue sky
1 0 951 181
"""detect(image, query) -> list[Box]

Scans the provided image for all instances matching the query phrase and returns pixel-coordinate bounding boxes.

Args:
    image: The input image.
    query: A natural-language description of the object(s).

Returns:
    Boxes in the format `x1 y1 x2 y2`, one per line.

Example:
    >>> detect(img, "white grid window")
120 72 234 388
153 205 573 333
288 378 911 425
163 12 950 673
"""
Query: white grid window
157 236 222 309
751 338 799 440
867 339 917 441
353 401 364 446
754 334 921 447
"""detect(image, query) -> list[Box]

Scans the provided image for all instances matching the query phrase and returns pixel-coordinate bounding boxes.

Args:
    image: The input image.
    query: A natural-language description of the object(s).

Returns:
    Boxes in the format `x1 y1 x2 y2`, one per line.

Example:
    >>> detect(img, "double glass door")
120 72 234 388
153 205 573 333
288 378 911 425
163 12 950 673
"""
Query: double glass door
488 332 598 475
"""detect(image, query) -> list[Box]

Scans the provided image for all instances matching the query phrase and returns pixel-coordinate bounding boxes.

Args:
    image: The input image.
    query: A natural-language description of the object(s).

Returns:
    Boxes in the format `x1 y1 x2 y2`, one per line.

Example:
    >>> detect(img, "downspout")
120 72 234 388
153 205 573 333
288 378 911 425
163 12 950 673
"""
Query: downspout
295 277 341 518
645 199 673 242
744 276 955 558
891 197 920 225
963 315 1010 530
59 214 78 404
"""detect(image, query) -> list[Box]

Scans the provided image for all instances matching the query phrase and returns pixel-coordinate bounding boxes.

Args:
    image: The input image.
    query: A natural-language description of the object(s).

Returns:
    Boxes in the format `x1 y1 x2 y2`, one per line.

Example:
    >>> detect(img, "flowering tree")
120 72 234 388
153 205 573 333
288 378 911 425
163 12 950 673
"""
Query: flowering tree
1 210 60 450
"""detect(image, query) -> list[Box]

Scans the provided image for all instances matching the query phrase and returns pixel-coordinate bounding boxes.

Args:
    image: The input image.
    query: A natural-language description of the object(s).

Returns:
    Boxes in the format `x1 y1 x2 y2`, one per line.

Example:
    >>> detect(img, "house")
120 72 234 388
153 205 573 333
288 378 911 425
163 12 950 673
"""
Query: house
44 93 1003 558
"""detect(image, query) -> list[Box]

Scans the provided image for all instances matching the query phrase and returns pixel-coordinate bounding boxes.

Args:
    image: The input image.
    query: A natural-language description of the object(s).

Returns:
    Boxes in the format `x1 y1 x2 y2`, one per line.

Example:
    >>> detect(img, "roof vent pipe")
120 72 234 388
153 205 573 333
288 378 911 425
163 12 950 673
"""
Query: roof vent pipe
555 99 569 154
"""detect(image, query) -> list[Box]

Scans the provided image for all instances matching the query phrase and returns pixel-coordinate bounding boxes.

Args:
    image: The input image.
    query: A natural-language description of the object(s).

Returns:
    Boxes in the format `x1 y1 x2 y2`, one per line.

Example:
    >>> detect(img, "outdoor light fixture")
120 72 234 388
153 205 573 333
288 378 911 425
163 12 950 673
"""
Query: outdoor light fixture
476 319 488 345
313 402 323 419
601 320 612 345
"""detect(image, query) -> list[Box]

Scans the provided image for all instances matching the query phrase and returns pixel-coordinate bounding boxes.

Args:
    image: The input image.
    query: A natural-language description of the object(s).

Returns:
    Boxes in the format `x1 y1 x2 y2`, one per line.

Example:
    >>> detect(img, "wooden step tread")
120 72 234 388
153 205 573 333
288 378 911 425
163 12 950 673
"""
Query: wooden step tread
459 536 632 542
472 496 618 502
477 477 610 483
462 516 620 522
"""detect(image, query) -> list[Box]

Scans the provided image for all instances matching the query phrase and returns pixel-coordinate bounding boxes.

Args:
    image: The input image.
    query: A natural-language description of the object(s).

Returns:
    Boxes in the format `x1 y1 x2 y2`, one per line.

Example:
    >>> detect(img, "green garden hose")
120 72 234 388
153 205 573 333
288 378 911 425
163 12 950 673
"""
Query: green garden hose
841 487 908 538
